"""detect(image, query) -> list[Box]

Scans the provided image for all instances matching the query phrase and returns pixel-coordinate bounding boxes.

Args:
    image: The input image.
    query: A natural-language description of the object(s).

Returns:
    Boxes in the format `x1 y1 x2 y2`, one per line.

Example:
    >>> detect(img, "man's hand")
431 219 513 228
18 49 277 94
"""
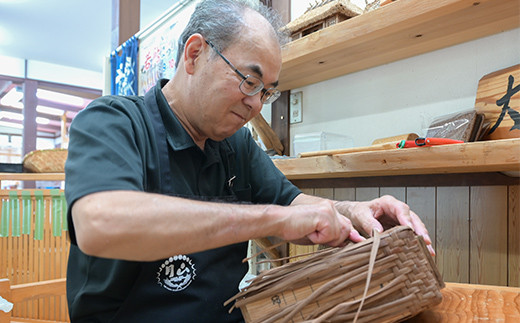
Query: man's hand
279 200 364 247
335 195 435 256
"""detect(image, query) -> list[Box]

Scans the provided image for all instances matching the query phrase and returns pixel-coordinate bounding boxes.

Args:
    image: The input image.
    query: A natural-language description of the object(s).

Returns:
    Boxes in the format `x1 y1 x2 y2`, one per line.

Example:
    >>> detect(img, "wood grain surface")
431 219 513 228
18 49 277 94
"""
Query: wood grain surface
475 64 520 140
407 282 520 322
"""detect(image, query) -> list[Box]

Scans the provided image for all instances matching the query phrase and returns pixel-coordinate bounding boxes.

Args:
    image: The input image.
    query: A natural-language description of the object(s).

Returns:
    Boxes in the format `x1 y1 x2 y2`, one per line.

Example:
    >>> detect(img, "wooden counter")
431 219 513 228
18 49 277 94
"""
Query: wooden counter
408 282 520 322
273 138 520 180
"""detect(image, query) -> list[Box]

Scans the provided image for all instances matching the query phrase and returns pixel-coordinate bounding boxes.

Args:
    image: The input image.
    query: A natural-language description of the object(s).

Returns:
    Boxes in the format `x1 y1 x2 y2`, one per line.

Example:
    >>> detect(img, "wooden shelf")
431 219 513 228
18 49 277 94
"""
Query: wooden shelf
272 138 520 180
0 173 65 183
279 0 520 91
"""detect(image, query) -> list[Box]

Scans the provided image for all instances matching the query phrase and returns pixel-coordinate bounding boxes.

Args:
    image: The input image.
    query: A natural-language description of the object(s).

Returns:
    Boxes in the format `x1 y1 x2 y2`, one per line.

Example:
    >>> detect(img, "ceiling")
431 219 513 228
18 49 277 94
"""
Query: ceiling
0 0 180 139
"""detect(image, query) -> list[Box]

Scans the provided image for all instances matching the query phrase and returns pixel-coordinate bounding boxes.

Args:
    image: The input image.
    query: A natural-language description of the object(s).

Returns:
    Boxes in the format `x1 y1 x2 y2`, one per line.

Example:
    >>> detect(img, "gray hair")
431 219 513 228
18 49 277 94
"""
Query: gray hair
175 0 289 67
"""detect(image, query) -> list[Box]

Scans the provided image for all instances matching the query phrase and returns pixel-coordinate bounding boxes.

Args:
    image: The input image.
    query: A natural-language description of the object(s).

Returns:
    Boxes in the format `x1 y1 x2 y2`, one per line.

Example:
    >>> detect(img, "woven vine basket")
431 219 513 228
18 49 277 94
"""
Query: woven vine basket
23 148 68 173
226 226 444 323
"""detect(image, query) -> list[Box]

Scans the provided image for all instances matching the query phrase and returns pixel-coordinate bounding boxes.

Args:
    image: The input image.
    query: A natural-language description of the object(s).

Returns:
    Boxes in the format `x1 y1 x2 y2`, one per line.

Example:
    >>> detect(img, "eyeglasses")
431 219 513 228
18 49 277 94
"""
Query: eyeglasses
205 39 281 105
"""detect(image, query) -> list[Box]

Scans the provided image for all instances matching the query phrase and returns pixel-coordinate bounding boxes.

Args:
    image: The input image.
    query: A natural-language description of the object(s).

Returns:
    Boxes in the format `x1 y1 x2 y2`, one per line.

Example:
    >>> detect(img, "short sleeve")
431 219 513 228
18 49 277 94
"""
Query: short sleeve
64 96 150 243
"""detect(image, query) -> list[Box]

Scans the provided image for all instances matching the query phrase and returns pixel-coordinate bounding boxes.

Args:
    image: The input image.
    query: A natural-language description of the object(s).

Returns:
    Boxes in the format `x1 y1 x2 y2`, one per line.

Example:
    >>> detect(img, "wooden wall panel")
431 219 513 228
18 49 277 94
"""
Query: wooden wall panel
313 188 333 199
510 185 520 287
407 187 437 255
299 188 314 196
355 187 379 201
470 186 508 286
380 187 405 201
291 181 516 286
333 187 355 201
435 187 470 283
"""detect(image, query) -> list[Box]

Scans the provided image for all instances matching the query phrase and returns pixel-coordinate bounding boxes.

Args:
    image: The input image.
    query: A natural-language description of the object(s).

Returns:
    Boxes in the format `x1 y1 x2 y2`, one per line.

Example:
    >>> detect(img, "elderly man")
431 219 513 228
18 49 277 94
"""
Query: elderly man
65 0 433 321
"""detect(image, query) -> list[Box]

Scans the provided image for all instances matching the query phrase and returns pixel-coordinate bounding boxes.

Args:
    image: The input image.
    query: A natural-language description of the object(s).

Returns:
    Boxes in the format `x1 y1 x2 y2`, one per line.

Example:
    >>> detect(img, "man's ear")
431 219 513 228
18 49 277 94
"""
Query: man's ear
183 34 205 75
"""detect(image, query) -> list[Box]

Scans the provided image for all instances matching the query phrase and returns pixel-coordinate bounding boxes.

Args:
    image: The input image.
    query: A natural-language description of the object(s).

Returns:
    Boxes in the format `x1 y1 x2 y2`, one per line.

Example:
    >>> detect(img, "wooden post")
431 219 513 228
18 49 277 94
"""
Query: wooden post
0 279 12 323
111 0 140 50
60 113 69 149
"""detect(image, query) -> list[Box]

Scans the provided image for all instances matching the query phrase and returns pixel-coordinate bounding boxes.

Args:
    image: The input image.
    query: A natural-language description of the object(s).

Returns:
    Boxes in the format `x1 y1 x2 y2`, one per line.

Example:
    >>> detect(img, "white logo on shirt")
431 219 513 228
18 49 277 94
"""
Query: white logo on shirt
156 255 196 292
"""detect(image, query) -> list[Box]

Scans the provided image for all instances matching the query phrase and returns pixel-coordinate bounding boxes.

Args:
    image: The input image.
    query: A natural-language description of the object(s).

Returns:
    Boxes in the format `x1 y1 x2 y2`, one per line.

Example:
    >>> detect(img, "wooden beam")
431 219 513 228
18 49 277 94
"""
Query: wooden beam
271 90 290 155
37 81 102 100
111 0 140 50
37 98 85 112
268 0 291 156
290 172 520 189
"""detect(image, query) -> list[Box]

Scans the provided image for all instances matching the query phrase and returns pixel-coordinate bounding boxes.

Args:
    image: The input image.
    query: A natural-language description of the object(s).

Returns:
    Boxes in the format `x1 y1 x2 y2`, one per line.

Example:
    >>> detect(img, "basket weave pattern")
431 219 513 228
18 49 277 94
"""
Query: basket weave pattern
23 149 68 173
228 226 444 323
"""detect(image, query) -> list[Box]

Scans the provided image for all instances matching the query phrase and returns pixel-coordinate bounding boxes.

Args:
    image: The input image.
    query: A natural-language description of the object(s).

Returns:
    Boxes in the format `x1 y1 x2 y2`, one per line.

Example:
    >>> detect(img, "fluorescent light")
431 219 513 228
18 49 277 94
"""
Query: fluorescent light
0 87 23 107
36 89 85 106
0 111 23 120
0 121 23 129
36 105 65 116
36 117 50 125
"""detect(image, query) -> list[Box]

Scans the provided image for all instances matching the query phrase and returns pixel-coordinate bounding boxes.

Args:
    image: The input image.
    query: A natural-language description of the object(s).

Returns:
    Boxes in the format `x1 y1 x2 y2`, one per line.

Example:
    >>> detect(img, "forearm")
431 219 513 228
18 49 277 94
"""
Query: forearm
72 190 285 261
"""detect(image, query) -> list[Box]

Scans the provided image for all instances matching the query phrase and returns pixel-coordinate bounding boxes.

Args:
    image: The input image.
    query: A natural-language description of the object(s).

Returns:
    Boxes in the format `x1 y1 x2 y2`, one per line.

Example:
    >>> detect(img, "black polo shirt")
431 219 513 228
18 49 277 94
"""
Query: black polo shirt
64 79 301 322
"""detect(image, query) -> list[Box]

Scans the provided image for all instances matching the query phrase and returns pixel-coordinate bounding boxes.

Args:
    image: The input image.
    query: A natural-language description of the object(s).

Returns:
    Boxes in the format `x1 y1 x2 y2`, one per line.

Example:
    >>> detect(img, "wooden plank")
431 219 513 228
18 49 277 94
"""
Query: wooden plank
333 187 355 202
291 172 520 189
379 187 405 201
10 279 66 304
279 0 520 91
273 138 520 180
469 186 508 286
313 188 334 199
0 173 65 182
408 282 520 322
355 187 379 202
510 185 520 287
474 65 520 140
436 187 469 283
407 187 436 255
0 279 12 323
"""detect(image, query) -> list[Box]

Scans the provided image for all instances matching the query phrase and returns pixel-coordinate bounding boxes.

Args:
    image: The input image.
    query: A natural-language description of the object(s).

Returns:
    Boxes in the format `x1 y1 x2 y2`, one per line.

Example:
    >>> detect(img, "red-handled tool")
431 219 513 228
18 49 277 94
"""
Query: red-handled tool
397 137 464 149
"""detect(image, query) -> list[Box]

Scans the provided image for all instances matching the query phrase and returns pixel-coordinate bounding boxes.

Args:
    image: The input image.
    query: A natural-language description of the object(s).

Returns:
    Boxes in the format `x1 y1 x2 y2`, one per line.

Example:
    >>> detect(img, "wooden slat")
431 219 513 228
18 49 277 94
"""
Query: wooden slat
279 0 520 91
407 187 436 256
313 188 333 199
0 190 69 321
379 187 405 201
332 187 355 202
510 185 520 287
273 139 520 180
436 187 469 283
470 186 508 286
355 187 379 202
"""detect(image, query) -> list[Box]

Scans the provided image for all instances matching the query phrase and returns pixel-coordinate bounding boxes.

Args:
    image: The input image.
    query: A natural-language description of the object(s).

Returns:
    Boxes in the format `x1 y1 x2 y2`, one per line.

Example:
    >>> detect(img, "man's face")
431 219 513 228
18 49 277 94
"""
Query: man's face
188 14 282 142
